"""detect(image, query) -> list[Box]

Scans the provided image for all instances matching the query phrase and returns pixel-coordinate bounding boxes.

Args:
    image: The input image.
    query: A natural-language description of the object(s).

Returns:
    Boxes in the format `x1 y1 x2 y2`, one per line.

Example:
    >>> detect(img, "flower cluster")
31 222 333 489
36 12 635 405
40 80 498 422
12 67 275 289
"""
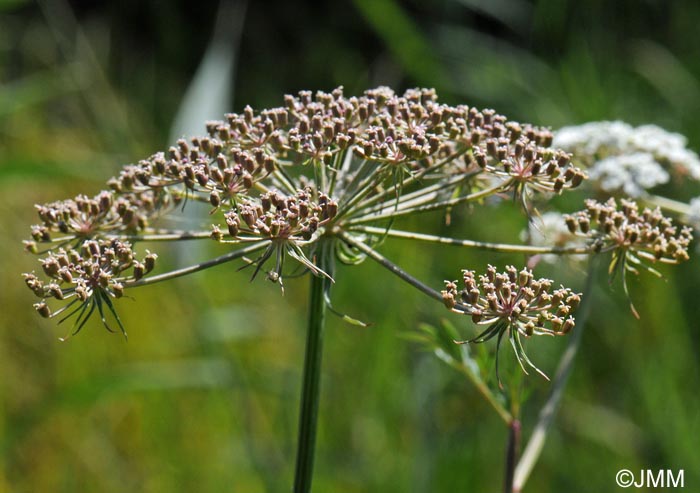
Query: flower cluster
564 198 692 267
23 86 589 344
215 189 337 242
554 121 700 196
24 239 156 338
442 265 580 382
472 134 585 200
587 153 669 198
25 190 176 252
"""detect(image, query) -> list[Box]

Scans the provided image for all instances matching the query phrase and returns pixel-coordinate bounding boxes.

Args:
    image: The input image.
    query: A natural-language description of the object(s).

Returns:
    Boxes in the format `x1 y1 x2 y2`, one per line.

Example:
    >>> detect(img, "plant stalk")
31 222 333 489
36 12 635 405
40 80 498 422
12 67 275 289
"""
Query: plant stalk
504 419 521 493
350 226 595 255
293 252 329 493
125 241 269 287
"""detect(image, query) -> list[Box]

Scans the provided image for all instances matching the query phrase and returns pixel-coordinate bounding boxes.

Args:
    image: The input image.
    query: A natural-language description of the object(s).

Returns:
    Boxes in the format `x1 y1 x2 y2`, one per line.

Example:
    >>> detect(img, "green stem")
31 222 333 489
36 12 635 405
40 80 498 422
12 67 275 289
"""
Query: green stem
294 248 329 493
504 419 521 493
114 229 214 241
338 232 444 303
643 194 692 216
347 179 511 225
512 260 597 492
124 241 269 287
350 226 595 255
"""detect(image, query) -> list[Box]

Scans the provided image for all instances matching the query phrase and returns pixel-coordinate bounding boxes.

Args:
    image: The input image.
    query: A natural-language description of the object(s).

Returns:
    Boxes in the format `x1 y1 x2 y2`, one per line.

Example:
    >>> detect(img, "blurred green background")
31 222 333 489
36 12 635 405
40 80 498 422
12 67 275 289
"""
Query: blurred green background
2 0 700 491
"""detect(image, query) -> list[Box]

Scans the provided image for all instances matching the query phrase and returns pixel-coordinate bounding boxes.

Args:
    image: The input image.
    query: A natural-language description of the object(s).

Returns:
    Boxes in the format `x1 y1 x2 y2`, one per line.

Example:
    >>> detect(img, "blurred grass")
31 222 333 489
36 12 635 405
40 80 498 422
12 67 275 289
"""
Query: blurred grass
2 0 700 491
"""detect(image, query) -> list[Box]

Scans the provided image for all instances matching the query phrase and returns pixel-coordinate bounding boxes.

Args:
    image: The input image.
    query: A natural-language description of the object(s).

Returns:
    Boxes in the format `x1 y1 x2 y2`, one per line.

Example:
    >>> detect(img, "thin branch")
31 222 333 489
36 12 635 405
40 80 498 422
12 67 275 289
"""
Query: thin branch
124 240 269 288
351 172 476 217
338 232 444 303
347 179 511 225
643 194 692 216
334 160 388 219
350 226 595 255
356 146 471 211
112 229 215 241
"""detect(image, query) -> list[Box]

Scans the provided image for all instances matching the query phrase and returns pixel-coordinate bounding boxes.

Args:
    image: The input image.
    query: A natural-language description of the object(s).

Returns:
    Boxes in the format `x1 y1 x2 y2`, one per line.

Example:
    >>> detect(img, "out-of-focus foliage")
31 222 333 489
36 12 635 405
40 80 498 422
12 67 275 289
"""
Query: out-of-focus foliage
2 0 699 491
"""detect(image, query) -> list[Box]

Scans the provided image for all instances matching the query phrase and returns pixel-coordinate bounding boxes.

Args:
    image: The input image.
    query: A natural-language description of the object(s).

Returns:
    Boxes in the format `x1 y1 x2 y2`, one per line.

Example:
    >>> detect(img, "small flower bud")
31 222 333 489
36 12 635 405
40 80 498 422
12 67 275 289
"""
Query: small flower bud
144 252 157 273
210 191 221 208
34 301 51 318
112 283 124 298
210 225 223 242
133 261 145 280
442 290 456 309
59 268 73 283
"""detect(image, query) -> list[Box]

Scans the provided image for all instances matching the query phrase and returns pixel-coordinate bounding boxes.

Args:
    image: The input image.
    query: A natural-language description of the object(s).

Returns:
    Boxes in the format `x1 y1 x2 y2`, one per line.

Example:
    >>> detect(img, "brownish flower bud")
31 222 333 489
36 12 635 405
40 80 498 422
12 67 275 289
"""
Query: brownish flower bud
34 301 51 318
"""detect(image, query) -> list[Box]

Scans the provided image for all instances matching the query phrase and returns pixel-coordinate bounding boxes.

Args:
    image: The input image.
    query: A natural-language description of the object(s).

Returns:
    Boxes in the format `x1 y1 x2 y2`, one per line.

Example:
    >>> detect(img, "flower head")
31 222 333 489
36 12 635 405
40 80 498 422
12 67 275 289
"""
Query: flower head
25 239 157 339
22 87 593 335
564 198 692 266
554 121 700 188
473 137 585 199
564 198 692 316
443 265 580 384
587 153 669 198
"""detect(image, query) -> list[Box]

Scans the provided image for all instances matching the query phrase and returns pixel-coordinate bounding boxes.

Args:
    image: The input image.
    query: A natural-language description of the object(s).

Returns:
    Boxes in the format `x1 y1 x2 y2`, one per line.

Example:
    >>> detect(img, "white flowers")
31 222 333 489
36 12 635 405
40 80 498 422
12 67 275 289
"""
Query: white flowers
588 153 668 197
554 121 700 196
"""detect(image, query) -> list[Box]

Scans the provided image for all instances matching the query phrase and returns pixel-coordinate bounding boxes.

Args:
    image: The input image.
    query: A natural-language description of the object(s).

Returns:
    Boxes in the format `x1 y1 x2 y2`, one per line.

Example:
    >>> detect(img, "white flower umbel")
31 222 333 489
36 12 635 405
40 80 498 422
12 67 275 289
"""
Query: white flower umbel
554 121 700 191
630 125 700 179
553 121 634 160
588 152 669 197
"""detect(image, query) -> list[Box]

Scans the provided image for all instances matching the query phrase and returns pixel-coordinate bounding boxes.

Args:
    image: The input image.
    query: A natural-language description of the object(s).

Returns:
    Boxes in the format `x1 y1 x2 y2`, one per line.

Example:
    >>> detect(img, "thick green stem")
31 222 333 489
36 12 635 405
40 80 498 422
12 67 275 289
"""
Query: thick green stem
294 254 329 493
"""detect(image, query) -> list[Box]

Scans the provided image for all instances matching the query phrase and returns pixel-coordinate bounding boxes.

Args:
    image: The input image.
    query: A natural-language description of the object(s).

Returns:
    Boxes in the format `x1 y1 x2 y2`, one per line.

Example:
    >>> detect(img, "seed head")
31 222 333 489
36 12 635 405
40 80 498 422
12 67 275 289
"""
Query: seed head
446 265 580 383
23 239 155 337
564 198 692 267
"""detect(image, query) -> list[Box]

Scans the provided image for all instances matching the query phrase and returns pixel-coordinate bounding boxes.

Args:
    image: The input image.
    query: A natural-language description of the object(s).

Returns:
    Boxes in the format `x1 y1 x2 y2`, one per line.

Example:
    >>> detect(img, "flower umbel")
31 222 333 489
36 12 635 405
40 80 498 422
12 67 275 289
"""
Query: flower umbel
25 239 157 339
564 198 692 269
443 265 580 384
25 86 586 335
564 198 692 316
